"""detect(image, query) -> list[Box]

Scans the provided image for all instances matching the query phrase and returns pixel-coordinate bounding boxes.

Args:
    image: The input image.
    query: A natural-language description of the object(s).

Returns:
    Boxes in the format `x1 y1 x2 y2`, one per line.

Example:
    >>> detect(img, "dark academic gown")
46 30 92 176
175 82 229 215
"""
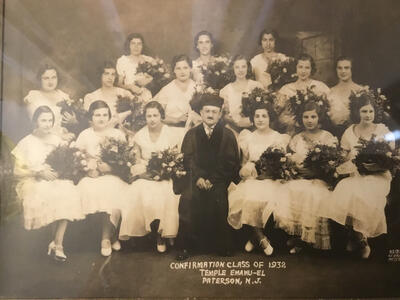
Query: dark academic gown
175 121 240 253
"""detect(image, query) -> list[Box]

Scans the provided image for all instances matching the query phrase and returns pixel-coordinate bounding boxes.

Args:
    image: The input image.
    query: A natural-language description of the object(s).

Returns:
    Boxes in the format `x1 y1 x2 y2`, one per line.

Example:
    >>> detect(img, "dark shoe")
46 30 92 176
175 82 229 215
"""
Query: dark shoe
176 249 189 261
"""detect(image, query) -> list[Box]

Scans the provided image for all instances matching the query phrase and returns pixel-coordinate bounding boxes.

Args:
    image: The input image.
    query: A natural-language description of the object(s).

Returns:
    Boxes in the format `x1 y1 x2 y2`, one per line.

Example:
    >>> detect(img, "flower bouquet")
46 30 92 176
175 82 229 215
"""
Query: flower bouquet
136 57 172 95
45 144 92 183
267 56 297 92
146 146 186 181
57 98 89 136
303 142 344 188
99 137 137 182
353 134 397 175
241 87 277 118
255 147 298 181
200 55 234 91
116 95 147 133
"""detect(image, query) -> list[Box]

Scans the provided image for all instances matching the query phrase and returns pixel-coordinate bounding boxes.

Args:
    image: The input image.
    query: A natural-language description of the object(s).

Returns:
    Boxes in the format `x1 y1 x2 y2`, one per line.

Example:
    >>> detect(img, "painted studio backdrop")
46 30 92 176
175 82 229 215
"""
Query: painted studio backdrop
1 0 400 299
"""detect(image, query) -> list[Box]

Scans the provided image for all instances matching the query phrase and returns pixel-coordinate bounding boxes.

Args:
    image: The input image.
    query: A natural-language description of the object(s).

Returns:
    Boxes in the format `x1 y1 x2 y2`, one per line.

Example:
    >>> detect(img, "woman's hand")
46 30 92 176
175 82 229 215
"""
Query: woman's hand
62 111 78 125
87 169 100 178
130 163 147 177
97 162 112 174
128 84 144 95
239 162 257 179
37 165 57 181
297 166 315 178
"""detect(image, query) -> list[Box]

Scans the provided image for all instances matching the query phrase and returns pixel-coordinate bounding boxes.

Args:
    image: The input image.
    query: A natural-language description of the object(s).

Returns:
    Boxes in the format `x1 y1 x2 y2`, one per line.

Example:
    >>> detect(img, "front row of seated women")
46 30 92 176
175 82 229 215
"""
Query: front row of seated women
12 90 394 261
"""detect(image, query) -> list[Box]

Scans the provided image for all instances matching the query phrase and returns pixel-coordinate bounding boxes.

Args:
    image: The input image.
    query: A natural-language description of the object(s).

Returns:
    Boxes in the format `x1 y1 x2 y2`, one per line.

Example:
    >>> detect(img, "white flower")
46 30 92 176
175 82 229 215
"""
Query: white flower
206 87 215 94
328 160 335 166
111 145 118 153
159 59 164 64
127 162 132 167
377 88 381 94
162 163 167 167
221 69 226 74
304 95 309 101
315 148 321 153
283 68 287 73
386 152 393 157
158 153 163 159
215 71 220 76
158 67 164 73
280 157 287 162
80 160 87 166
164 73 170 79
153 175 160 181
168 161 175 167
256 96 261 102
318 101 323 106
296 100 301 105
167 167 172 172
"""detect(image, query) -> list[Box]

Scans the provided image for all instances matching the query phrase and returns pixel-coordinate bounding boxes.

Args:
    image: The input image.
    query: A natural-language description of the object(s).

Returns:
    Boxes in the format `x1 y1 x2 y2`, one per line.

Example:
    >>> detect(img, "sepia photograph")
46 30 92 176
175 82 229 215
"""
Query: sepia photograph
1 0 400 298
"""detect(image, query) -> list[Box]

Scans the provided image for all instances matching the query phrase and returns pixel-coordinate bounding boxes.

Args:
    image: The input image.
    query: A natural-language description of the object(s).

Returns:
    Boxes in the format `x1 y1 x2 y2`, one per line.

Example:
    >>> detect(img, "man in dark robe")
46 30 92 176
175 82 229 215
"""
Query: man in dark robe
175 94 240 260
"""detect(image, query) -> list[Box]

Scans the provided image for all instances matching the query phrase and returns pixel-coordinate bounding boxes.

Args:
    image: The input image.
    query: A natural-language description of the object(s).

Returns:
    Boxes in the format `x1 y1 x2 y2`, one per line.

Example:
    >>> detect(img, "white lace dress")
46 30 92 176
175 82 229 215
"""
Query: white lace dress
119 125 184 239
227 129 290 229
328 124 394 238
12 134 83 230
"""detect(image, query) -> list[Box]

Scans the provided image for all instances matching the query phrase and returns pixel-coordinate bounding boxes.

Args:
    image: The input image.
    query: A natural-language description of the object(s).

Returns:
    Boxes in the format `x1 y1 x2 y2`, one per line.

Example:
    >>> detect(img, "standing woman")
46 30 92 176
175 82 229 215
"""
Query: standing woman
24 63 75 140
116 33 153 101
119 101 183 253
227 102 290 256
154 55 198 128
192 30 215 84
250 29 287 90
328 56 363 138
12 106 83 261
277 54 330 136
76 100 128 256
329 94 395 259
220 55 263 135
274 101 337 253
84 61 133 127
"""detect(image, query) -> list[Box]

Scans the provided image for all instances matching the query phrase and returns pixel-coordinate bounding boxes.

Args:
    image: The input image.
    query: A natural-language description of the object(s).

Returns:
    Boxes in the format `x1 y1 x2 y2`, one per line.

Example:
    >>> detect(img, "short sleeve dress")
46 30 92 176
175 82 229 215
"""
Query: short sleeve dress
119 124 184 239
12 133 83 230
227 129 290 229
328 124 394 238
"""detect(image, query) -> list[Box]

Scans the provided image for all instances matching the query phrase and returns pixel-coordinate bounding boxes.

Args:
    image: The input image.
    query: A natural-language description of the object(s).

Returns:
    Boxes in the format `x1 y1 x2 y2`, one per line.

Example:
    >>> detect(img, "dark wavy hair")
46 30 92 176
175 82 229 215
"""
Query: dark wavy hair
172 54 192 71
249 102 276 124
99 60 118 86
296 53 317 76
32 105 55 127
301 100 326 127
124 33 146 55
349 93 379 124
144 100 165 120
88 100 111 121
231 54 253 79
258 29 279 46
194 30 215 54
37 63 60 88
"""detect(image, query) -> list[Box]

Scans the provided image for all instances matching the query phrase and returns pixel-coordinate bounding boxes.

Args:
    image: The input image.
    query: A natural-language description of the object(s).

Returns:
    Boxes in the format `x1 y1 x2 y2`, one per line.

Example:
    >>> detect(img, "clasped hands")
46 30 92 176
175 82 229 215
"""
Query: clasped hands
196 177 213 190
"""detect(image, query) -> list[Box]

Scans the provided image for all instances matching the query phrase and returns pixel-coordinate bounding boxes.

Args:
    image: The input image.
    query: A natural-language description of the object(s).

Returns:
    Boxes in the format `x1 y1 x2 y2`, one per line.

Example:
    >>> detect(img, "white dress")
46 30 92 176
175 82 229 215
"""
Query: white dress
24 89 71 136
119 125 184 239
274 130 337 249
227 129 290 229
116 54 153 100
75 127 128 225
328 124 394 238
220 80 263 134
277 80 330 135
192 58 205 84
153 79 196 126
12 134 83 230
250 53 287 90
83 87 133 117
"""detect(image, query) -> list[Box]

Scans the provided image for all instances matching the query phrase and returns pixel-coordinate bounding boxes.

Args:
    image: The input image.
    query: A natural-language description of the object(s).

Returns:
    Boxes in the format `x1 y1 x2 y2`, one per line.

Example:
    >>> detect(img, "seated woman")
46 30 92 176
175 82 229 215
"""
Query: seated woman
277 53 330 136
119 101 184 253
12 106 83 261
274 101 337 254
116 32 153 101
84 61 134 127
192 30 215 84
220 55 263 135
327 56 363 138
76 100 128 256
24 63 75 141
228 102 290 256
328 92 395 259
153 54 200 129
250 29 287 90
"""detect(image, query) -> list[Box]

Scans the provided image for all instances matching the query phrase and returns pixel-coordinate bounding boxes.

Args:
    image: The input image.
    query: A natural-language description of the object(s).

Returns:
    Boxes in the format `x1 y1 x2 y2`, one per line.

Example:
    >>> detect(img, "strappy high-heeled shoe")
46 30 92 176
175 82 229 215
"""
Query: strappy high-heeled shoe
48 241 56 256
48 241 67 261
101 239 112 257
260 237 273 256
